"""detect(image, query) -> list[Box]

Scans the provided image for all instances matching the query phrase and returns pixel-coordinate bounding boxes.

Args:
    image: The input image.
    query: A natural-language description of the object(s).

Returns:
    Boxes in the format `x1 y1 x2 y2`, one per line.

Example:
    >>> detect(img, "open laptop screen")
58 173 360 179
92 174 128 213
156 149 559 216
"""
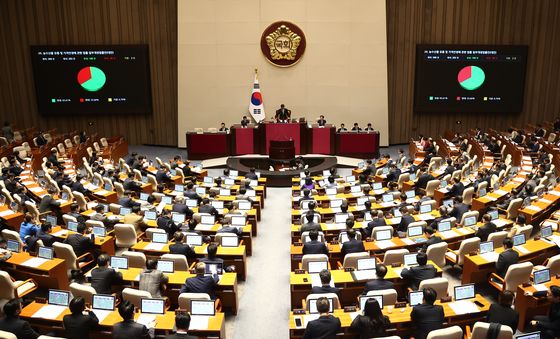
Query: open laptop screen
140 298 165 314
92 294 115 311
49 289 70 306
191 300 215 316
454 284 475 301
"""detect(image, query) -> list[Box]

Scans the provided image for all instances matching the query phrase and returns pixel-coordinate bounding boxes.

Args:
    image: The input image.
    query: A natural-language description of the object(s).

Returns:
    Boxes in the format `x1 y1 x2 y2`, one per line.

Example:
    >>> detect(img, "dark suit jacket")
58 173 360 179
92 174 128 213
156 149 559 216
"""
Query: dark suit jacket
198 204 218 216
71 181 89 195
416 173 435 190
39 194 61 213
444 165 456 176
448 182 465 198
123 178 142 192
64 233 94 258
112 319 150 339
245 172 258 180
37 229 56 247
450 203 469 221
485 303 519 332
341 239 365 257
300 222 321 233
410 304 445 339
179 274 218 298
350 314 390 339
164 333 197 339
475 222 497 242
421 235 443 252
386 169 402 182
397 214 416 233
91 266 123 294
496 249 519 277
172 204 193 218
156 170 172 183
302 314 341 339
400 264 437 290
311 285 340 295
303 240 329 255
63 311 99 339
157 216 180 238
363 279 394 294
118 197 141 208
0 315 39 339
169 242 196 259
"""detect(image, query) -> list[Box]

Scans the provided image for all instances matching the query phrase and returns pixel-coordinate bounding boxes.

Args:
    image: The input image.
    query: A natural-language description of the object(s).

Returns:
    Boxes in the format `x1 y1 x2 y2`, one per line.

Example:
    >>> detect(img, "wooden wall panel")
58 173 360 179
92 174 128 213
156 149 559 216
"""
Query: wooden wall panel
0 0 177 146
387 0 560 144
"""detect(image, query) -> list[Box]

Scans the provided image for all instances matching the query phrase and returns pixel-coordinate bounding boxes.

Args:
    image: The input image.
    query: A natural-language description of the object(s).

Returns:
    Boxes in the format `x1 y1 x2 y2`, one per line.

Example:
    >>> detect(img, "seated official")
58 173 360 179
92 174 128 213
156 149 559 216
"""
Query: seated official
198 198 218 216
0 298 39 339
364 123 375 132
63 296 99 339
155 167 173 184
350 298 391 339
449 196 469 222
38 187 61 213
179 262 219 298
340 229 365 257
486 290 519 332
165 313 197 339
90 204 117 227
303 230 329 255
447 177 465 198
19 213 40 242
118 190 141 208
530 285 560 339
302 296 341 339
400 252 437 290
122 173 142 192
351 123 362 132
299 188 314 203
123 205 148 234
245 167 259 180
421 227 442 252
218 122 229 133
240 115 250 127
91 254 123 294
172 196 194 219
112 300 150 339
275 104 291 122
410 287 444 339
385 164 401 182
64 222 94 258
301 177 315 191
300 211 321 233
311 269 340 296
36 221 56 247
157 209 181 240
337 123 347 132
317 115 327 127
169 231 196 260
474 213 497 242
396 207 415 234
429 206 449 229
365 210 386 236
199 243 224 266
496 237 519 278
362 264 394 294
67 203 84 221
139 259 168 298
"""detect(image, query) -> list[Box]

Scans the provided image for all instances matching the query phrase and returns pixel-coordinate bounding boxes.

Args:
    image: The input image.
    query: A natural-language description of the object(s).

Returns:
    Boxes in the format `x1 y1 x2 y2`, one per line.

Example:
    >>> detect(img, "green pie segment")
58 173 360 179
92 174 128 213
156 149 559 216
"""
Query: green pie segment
77 66 106 92
457 65 485 91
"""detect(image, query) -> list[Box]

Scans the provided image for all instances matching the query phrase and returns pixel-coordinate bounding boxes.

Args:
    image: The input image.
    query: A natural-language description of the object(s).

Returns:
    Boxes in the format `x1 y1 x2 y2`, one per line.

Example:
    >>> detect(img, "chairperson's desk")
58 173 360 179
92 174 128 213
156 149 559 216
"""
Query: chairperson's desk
20 301 226 338
186 132 231 160
288 294 490 339
2 252 68 290
336 131 380 159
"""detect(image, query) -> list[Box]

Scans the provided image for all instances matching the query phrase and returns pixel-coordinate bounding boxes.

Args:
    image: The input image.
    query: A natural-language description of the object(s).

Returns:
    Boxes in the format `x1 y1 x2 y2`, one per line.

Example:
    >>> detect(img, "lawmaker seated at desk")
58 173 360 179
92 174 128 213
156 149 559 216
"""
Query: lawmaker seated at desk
410 287 444 339
529 285 560 339
218 122 229 133
63 296 99 339
179 262 219 299
317 115 327 127
90 253 124 294
364 123 375 132
340 229 365 257
495 237 519 278
485 290 519 333
199 243 225 267
64 222 95 259
302 296 341 339
303 230 329 255
350 298 391 339
112 300 151 339
351 123 362 132
362 264 394 295
0 298 40 339
169 232 196 260
275 104 291 123
337 123 347 132
165 313 198 339
311 269 340 296
400 252 437 290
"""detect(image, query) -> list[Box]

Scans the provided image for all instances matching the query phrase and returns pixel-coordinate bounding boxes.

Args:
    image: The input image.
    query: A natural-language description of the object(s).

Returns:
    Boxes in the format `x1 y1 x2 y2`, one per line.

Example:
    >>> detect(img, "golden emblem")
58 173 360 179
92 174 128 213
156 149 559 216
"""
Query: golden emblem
265 25 301 61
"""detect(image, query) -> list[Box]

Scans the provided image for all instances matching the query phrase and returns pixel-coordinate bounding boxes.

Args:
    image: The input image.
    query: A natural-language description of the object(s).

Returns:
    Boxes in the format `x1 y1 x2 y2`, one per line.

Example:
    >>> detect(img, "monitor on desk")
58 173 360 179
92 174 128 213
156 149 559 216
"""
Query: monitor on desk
322 170 331 177
405 190 415 199
205 262 223 275
408 225 423 237
140 192 149 201
419 204 432 214
346 175 356 183
409 291 424 306
191 300 215 316
203 176 214 184
219 189 231 197
229 170 238 177
515 332 541 339
330 199 343 208
301 200 311 210
372 182 383 191
392 208 402 217
382 167 389 175
231 215 246 226
92 294 115 311
249 180 258 187
350 185 361 193
49 289 70 306
98 203 109 213
238 201 251 210
382 194 394 203
92 226 106 237
464 216 477 227
201 215 215 225
308 298 334 314
104 183 113 191
220 236 238 247
172 213 186 223
357 161 365 169
144 211 157 220
513 233 526 246
534 268 551 285
479 188 487 197
141 176 148 183
325 188 337 196
6 239 20 253
151 232 168 244
308 261 328 274
67 221 79 232
404 253 418 266
488 209 498 220
479 241 494 254
339 232 349 244
375 230 392 241
185 235 203 246
196 187 206 196
140 298 165 315
211 201 224 209
410 173 417 181
157 260 174 273
359 295 383 310
120 207 132 216
443 199 454 207
162 196 173 205
61 192 69 201
224 178 235 186
454 284 475 301
357 258 376 271
438 220 451 232
110 256 128 269
440 180 448 188
334 213 350 224
174 184 184 193
357 197 368 206
186 199 198 208
541 225 553 238
46 215 57 226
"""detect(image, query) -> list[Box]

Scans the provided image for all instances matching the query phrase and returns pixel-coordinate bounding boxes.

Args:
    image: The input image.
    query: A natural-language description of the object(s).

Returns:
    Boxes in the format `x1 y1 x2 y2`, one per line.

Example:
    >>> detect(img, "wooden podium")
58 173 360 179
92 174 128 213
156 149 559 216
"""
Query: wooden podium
269 140 295 160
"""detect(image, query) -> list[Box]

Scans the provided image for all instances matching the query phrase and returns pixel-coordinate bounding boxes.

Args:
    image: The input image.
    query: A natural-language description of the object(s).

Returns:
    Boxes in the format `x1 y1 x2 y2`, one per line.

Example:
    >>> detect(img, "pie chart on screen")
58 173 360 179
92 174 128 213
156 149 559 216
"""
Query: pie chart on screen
458 65 485 90
77 66 106 92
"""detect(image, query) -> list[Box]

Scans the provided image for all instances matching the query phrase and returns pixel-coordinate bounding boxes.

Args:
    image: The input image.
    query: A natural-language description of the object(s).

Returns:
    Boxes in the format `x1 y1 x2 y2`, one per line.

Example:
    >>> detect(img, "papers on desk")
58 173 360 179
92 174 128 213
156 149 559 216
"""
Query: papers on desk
353 205 365 211
324 223 346 231
311 274 334 287
32 304 67 319
376 240 396 249
534 284 549 292
449 300 479 315
493 219 509 228
21 257 49 268
440 230 459 239
136 314 156 328
539 198 553 204
480 252 499 262
330 208 342 214
387 217 401 224
456 228 471 235
352 270 376 281
84 183 99 191
515 245 530 254
348 311 360 322
143 243 166 251
21 180 35 185
197 224 215 231
55 199 67 204
379 202 396 208
494 189 508 195
485 196 497 201
94 189 109 196
513 177 526 183
0 210 15 217
372 189 385 195
303 314 320 327
526 205 542 212
393 268 404 277
401 238 415 245
417 214 435 221
52 230 68 237
351 192 364 198
189 315 210 330
29 187 43 193
549 190 560 197
91 309 112 322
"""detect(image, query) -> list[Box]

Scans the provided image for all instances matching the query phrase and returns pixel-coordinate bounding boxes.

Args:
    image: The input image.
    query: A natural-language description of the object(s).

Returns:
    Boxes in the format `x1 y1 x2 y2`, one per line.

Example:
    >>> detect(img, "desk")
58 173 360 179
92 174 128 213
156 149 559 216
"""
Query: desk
2 252 68 290
186 132 231 160
308 125 335 154
515 276 560 331
50 226 116 255
0 205 24 229
259 122 306 155
231 124 259 155
20 302 226 338
336 132 379 158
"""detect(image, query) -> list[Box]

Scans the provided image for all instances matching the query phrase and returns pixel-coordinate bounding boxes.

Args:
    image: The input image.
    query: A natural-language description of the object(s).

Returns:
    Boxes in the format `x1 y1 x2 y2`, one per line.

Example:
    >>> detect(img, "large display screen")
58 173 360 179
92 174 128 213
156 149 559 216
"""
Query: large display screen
414 45 528 113
30 45 152 115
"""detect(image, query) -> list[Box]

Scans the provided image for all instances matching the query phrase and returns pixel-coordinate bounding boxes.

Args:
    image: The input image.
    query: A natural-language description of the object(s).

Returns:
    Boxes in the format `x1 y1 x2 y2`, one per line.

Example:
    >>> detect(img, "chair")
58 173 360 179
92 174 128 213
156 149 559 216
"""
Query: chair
338 231 362 242
64 138 73 149
85 220 105 228
462 187 475 205
61 185 74 201
300 231 325 243
371 226 394 237
504 198 523 220
488 231 508 249
62 214 78 226
425 180 441 197
133 169 142 181
516 225 533 239
446 237 480 266
100 137 109 148
103 177 114 191
73 191 93 211
299 213 321 225
534 254 560 276
301 254 329 272
122 251 147 268
466 321 514 339
122 288 152 308
161 254 190 271
548 133 557 143
397 173 410 190
1 229 24 249
382 249 409 266
426 241 448 268
145 228 166 240
366 289 398 305
489 262 533 292
418 277 449 298
340 252 370 269
69 282 96 304
114 182 125 198
109 203 121 214
426 325 463 339
53 242 94 272
0 270 38 300
114 224 139 248
214 232 239 245
25 201 42 219
0 331 17 339
460 211 479 225
178 292 211 312
147 174 158 191
305 293 340 310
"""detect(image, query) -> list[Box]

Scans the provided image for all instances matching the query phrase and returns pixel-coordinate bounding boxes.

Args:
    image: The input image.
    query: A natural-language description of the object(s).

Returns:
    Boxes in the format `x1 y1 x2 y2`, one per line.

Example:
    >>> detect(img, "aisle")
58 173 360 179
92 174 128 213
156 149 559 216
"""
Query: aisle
230 187 292 339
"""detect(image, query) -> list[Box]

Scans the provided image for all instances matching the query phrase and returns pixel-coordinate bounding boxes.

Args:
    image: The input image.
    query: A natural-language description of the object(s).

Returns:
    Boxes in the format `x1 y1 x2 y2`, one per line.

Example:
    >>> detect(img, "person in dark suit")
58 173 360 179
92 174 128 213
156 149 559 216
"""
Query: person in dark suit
90 254 123 294
341 229 365 257
71 174 90 195
169 232 196 260
155 167 173 184
64 223 94 258
199 243 224 266
449 196 469 222
63 296 99 339
396 206 415 234
172 196 194 219
447 177 465 198
157 209 181 239
47 149 64 170
67 203 84 221
362 264 394 294
303 230 329 255
350 298 391 339
118 190 141 209
300 212 321 233
302 297 341 339
245 167 259 180
337 123 347 132
421 227 442 252
531 285 560 339
444 159 456 176
240 115 250 127
122 172 142 192
496 237 519 277
317 115 327 127
410 287 444 339
415 167 435 192
351 123 362 132
112 300 150 339
218 122 229 133
385 164 401 182
400 252 437 290
38 187 61 213
164 313 197 339
37 221 56 247
180 262 219 298
275 104 291 122
365 210 386 236
311 269 340 295
475 213 497 242
198 198 218 216
0 298 39 339
486 290 519 332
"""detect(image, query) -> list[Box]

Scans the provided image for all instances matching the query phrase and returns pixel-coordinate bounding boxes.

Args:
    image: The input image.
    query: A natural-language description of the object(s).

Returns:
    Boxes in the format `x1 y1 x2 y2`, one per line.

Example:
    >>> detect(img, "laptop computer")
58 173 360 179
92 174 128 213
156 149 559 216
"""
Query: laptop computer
325 188 337 196
186 199 198 208
479 188 487 197
534 268 551 285
405 190 415 199
224 178 235 186
308 298 334 314
382 194 394 203
219 189 230 196
409 291 424 306
443 199 454 207
172 213 186 223
156 260 174 273
161 196 173 205
185 235 203 246
140 193 149 201
330 199 343 208
174 184 184 193
220 236 238 247
541 225 553 238
6 239 20 253
144 211 157 220
479 241 494 254
205 262 223 275
357 258 376 271
419 204 432 214
488 210 499 220
359 295 383 310
201 215 215 225
403 253 418 266
120 207 132 216
334 213 350 224
375 230 392 241
464 216 477 227
140 298 165 315
382 167 390 175
515 332 541 339
110 256 128 270
190 300 216 316
372 182 383 191
357 197 369 206
308 261 328 274
410 173 417 180
151 232 168 244
141 176 148 183
440 180 448 188
322 170 331 177
49 289 70 306
231 215 246 226
104 183 113 191
67 221 79 232
92 294 115 312
238 201 251 210
229 170 238 177
92 226 106 237
454 284 475 301
46 215 57 226
438 220 451 232
407 225 423 238
513 233 526 246
211 201 224 209
203 176 214 184
195 187 206 196
350 185 362 193
346 175 356 183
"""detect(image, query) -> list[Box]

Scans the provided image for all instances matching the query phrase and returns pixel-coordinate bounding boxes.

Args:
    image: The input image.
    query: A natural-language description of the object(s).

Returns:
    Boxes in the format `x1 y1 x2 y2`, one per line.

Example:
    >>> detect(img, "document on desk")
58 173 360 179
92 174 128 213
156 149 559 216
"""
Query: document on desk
480 252 499 262
417 214 435 221
84 183 99 191
136 314 156 328
29 187 43 193
303 314 320 327
526 205 541 212
494 189 508 195
21 257 49 268
456 228 472 235
539 199 553 204
514 245 530 254
196 224 215 231
387 217 401 224
401 238 415 245
449 300 479 315
21 180 34 185
330 208 342 213
513 177 526 183
549 190 560 197
0 210 15 217
324 223 346 231
51 230 68 237
493 219 509 228
32 304 67 319
440 230 459 239
143 243 166 251
310 274 334 287
94 189 109 196
189 315 210 330
534 284 549 292
91 309 112 322
376 240 396 249
352 270 376 281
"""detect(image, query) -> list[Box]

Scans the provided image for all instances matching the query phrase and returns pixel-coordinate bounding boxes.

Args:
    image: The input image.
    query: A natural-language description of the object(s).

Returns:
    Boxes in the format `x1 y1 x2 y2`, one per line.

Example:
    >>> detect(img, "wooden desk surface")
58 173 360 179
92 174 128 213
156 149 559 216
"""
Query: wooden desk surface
132 241 246 257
